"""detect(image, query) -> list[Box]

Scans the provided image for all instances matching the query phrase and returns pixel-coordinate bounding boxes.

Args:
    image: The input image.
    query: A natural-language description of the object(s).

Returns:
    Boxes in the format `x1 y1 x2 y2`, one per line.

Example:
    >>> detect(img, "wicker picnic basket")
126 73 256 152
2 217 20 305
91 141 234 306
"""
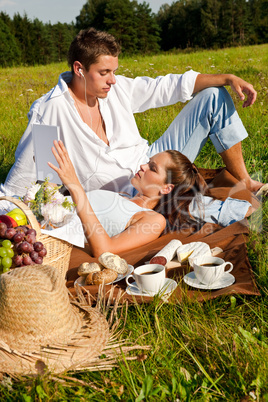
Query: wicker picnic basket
0 196 73 278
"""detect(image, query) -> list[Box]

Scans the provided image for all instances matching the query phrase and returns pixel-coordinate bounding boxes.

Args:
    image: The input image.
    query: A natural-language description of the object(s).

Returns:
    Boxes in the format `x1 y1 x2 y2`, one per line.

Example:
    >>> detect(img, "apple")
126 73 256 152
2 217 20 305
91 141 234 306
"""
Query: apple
0 215 18 228
6 208 27 226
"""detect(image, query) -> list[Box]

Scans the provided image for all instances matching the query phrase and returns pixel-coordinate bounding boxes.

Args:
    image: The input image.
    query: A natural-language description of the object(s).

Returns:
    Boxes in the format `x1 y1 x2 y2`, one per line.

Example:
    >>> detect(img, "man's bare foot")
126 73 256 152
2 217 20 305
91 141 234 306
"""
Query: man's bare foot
249 179 265 193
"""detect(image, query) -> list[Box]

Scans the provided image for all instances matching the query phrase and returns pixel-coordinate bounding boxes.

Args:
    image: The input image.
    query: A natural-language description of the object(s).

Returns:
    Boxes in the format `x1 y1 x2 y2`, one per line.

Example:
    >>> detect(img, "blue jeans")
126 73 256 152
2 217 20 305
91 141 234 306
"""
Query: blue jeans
148 87 248 162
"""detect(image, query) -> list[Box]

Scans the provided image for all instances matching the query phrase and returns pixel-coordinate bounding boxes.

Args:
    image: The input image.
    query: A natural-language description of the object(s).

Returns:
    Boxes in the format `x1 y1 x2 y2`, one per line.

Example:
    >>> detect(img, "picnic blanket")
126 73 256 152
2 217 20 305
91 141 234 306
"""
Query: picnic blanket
66 168 261 303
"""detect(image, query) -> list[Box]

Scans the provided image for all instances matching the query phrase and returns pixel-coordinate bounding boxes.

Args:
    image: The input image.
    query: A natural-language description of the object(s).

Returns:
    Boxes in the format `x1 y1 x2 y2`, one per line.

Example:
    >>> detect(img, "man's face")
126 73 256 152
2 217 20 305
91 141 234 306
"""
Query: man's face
84 55 118 99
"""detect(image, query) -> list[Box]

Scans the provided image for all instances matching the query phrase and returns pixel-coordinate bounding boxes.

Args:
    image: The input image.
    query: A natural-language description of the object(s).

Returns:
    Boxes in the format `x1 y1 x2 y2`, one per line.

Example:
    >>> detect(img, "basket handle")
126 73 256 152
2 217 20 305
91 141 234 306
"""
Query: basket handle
0 196 41 236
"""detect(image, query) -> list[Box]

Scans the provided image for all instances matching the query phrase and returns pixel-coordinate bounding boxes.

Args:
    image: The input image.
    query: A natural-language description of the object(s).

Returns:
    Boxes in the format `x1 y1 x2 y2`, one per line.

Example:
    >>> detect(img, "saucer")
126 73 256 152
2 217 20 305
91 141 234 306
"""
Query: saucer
126 278 177 297
183 271 235 290
75 265 134 286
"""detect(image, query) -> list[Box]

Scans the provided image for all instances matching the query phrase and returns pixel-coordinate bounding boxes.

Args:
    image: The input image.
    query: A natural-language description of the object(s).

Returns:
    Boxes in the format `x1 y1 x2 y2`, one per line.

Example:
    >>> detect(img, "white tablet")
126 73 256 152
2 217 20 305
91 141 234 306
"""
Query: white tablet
32 124 61 184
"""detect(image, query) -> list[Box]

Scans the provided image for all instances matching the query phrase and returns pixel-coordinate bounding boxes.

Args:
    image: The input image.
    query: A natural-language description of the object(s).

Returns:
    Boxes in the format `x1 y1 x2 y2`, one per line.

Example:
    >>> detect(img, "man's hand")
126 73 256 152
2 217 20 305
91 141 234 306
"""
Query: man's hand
226 75 257 107
194 73 257 107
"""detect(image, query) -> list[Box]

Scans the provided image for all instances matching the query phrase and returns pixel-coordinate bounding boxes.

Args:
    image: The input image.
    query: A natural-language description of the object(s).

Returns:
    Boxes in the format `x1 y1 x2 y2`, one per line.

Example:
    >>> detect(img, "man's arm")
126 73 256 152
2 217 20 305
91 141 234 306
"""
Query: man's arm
193 73 257 108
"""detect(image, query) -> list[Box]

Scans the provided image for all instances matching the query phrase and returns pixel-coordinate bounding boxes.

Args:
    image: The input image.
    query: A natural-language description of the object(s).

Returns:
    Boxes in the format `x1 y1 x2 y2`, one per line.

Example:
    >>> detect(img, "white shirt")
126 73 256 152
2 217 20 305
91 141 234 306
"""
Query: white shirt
1 70 199 198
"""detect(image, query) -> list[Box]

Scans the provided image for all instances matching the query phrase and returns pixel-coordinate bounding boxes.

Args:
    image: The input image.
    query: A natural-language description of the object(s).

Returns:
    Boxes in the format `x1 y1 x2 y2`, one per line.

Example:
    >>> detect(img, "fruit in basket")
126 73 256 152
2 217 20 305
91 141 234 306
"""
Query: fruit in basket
0 215 17 228
0 222 7 237
0 224 47 270
13 232 24 243
2 257 12 270
6 208 27 226
0 247 7 258
13 255 23 267
38 247 47 257
0 241 13 272
5 228 16 239
33 242 44 252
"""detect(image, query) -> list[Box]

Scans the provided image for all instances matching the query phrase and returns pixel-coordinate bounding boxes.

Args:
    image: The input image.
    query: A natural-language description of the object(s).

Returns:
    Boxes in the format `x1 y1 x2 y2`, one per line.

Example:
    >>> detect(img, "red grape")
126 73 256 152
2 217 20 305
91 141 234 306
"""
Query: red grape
0 222 7 231
33 242 44 252
17 241 31 254
25 233 36 244
5 228 16 240
13 232 24 243
28 243 34 253
0 222 7 237
23 255 33 265
0 230 6 238
26 229 37 237
38 247 47 257
14 255 23 267
34 256 43 265
17 225 28 234
30 251 39 262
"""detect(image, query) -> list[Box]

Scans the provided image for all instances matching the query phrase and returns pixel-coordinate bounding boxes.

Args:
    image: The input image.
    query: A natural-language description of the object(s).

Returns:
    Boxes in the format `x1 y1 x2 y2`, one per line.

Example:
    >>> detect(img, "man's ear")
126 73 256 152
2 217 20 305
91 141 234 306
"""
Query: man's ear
73 61 83 77
160 183 174 195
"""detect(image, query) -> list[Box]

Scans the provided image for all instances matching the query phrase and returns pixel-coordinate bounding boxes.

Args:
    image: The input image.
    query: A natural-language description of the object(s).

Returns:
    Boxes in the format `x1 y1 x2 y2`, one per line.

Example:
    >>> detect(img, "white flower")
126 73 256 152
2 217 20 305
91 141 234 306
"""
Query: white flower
50 190 65 204
23 183 41 203
249 391 257 400
41 204 69 224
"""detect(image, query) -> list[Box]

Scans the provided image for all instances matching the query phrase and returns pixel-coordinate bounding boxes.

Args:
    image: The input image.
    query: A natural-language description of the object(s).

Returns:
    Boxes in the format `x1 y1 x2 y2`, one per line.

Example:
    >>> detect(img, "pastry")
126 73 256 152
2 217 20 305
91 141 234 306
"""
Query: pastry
78 261 102 276
98 252 128 274
85 268 118 285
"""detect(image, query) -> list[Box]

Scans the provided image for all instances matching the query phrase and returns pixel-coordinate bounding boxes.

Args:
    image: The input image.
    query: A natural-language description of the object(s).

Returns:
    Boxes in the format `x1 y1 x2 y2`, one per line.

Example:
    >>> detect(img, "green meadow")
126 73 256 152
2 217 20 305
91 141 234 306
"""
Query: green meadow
0 44 267 400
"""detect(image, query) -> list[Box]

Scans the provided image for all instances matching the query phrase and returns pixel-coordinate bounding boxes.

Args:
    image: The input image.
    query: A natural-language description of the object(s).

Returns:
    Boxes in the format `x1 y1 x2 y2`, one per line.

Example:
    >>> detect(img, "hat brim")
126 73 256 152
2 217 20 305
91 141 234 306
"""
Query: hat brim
0 303 110 376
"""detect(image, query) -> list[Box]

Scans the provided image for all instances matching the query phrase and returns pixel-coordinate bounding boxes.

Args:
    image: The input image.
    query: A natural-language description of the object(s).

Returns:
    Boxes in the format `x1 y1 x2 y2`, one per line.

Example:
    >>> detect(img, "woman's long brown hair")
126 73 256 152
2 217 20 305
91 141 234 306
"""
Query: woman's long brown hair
154 150 208 232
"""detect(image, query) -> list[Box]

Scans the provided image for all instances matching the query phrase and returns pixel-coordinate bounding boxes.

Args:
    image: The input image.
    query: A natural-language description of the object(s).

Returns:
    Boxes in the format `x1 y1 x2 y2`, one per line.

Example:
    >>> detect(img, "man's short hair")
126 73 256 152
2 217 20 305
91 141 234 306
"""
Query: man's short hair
68 27 121 72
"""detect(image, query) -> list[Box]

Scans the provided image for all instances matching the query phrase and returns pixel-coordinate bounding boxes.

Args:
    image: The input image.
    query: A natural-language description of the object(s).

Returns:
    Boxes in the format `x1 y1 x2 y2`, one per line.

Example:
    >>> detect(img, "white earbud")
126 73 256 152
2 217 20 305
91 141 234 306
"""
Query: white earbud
79 69 85 78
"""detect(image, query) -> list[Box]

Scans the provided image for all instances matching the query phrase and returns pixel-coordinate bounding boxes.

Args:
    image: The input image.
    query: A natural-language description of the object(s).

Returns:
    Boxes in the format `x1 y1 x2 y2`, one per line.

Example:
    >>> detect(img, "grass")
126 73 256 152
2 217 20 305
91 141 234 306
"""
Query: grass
0 44 268 400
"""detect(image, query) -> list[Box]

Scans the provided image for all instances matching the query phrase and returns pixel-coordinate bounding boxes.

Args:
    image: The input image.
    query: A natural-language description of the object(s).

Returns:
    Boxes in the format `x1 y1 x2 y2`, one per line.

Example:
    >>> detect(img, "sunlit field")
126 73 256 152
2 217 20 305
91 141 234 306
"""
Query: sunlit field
0 44 267 400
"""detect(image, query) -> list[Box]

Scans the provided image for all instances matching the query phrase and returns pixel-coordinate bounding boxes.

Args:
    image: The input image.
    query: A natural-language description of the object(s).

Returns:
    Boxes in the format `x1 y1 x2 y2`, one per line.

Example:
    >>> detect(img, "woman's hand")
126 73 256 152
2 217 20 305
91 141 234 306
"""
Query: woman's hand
48 140 80 190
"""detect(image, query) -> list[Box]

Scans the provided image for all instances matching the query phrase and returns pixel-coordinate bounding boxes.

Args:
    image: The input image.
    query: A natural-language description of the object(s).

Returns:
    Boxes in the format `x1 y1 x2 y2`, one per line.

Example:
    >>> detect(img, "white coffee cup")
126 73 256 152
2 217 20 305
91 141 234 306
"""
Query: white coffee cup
192 256 233 286
126 264 166 295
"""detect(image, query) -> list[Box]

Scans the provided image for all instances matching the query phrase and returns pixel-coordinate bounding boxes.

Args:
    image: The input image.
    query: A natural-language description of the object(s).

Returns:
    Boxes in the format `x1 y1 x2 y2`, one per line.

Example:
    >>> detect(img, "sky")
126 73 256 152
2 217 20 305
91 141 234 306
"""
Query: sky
0 0 174 25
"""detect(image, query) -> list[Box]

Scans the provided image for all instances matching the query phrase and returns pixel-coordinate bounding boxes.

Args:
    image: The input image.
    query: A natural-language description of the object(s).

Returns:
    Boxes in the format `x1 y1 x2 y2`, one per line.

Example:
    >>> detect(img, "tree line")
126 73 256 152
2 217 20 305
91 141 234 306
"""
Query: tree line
0 0 267 67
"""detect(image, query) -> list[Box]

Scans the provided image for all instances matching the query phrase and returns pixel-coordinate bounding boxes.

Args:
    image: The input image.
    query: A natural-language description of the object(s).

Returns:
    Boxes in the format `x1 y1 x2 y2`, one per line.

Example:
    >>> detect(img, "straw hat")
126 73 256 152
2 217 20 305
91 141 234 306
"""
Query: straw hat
0 264 110 375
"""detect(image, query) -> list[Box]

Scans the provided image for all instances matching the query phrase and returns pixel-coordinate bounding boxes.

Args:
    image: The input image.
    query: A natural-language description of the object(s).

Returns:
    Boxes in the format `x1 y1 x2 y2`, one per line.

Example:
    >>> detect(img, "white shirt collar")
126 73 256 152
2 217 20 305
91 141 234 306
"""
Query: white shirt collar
50 71 110 105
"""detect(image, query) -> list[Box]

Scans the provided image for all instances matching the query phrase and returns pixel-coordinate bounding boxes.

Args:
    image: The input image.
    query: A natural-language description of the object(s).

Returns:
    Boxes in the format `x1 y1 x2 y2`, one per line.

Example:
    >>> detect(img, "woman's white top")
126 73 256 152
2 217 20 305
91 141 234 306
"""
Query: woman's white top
83 190 151 236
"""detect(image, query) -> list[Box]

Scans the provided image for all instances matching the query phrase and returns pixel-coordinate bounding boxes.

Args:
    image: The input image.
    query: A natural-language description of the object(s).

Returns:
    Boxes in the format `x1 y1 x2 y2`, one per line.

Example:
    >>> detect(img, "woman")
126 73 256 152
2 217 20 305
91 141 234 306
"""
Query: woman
49 141 253 257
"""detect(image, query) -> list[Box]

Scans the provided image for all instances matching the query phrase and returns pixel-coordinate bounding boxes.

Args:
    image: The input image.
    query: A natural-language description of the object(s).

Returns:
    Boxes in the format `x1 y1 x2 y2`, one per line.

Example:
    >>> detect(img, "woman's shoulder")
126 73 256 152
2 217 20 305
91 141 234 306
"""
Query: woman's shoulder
130 209 166 226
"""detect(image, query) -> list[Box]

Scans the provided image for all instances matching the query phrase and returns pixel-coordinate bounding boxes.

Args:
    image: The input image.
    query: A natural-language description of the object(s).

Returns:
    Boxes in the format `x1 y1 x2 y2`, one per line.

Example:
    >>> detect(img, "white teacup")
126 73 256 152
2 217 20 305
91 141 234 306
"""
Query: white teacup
192 256 233 286
126 264 165 295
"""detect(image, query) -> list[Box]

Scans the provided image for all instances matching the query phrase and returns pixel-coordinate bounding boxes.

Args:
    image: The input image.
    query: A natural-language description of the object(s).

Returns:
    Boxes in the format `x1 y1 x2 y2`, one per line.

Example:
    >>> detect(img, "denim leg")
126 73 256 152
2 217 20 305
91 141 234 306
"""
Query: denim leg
148 87 248 162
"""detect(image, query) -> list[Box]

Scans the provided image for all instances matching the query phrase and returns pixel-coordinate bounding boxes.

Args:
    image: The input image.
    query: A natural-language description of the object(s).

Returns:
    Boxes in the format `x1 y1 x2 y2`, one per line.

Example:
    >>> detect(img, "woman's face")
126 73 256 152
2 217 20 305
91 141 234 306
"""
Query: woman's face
131 152 173 197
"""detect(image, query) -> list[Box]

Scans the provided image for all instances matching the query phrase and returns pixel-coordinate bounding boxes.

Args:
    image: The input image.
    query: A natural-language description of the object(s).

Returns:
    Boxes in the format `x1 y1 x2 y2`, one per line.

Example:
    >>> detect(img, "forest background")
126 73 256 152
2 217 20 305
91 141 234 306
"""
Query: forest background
0 0 268 67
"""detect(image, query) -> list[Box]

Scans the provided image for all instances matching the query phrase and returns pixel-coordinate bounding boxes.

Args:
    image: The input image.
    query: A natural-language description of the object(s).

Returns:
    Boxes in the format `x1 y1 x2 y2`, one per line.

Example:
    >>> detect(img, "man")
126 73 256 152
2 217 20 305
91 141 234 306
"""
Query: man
1 27 265 198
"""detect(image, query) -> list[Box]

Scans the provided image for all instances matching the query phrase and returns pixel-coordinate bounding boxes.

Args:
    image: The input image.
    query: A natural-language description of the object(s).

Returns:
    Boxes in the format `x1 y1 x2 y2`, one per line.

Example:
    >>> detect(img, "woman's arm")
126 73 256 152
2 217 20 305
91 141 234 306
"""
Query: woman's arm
48 141 166 256
193 73 257 107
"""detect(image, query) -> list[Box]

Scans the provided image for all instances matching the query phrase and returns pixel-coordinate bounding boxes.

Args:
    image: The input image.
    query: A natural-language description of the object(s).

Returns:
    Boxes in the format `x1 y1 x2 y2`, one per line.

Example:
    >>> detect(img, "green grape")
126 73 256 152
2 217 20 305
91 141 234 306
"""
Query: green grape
0 247 7 258
2 239 12 249
2 266 10 273
2 257 12 269
6 248 14 258
0 257 2 268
